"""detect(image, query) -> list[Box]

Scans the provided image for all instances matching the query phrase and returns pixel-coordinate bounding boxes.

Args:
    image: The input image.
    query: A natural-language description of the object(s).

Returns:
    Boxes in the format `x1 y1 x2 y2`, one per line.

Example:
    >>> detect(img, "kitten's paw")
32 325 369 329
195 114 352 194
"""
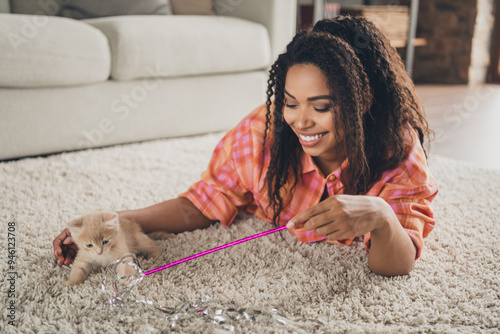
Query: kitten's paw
63 280 82 287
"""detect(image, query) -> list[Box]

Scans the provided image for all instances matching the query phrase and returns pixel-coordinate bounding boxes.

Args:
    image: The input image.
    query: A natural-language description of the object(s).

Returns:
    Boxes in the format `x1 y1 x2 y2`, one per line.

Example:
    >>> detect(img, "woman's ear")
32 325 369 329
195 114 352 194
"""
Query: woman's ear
66 217 83 236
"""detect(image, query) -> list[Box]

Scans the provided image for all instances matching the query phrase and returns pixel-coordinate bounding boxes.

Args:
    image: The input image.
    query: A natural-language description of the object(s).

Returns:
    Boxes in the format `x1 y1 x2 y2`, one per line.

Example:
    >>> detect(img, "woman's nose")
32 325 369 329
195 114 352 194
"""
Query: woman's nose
295 108 314 130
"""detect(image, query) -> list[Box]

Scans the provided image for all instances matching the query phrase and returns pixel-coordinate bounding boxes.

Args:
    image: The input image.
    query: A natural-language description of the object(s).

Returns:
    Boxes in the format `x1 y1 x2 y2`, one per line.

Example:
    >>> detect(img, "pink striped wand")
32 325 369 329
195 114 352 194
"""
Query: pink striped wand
144 225 288 276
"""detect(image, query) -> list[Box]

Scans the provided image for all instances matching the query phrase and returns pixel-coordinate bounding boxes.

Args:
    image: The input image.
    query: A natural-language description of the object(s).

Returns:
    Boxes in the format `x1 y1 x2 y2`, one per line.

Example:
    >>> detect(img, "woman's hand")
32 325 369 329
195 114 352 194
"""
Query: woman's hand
286 194 391 241
287 194 416 276
53 228 78 266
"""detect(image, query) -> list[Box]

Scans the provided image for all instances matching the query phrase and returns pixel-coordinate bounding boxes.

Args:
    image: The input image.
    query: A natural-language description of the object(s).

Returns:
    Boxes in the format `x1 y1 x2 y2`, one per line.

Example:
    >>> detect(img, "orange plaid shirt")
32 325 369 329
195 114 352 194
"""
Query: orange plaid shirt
180 104 438 259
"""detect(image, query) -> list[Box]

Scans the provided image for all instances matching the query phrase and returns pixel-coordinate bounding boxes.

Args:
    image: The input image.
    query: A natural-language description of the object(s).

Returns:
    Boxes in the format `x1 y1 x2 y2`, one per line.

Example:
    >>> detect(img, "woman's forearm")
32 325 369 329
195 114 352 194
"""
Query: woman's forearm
118 197 216 234
368 205 416 276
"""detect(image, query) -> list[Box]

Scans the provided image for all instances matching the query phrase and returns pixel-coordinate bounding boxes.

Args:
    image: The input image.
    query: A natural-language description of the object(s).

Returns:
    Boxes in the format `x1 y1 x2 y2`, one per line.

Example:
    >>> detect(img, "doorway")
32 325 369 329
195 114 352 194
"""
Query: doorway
489 0 500 82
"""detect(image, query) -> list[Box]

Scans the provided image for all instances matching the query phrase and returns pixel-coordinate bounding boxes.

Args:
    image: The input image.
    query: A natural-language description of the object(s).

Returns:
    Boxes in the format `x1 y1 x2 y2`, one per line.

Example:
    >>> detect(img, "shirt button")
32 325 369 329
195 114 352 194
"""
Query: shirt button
327 175 336 181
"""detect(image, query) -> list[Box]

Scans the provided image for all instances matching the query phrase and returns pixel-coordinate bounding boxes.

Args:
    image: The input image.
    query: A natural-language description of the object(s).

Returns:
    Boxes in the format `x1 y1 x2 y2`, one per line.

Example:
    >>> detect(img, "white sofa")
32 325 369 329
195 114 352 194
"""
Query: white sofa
0 0 296 160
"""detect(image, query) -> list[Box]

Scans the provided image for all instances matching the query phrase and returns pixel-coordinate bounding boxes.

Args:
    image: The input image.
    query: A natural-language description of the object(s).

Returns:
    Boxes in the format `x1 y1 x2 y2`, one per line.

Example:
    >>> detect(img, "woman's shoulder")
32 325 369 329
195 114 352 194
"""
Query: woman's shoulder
366 126 438 200
236 103 270 135
213 103 272 160
222 103 271 146
381 126 436 188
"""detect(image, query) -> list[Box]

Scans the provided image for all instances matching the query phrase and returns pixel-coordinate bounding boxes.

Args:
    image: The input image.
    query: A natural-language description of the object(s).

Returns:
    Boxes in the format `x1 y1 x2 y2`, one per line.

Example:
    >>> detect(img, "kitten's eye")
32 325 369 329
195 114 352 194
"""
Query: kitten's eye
102 240 109 245
86 244 93 248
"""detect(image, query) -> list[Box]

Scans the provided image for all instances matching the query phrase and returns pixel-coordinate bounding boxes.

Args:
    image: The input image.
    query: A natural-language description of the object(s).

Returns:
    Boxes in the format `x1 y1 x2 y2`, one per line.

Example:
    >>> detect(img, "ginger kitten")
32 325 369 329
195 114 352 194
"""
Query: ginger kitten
64 211 171 286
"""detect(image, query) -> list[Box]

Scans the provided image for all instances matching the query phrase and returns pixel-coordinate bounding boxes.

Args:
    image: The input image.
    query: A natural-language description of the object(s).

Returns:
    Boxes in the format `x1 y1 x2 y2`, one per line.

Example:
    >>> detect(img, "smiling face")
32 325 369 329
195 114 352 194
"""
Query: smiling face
283 63 346 175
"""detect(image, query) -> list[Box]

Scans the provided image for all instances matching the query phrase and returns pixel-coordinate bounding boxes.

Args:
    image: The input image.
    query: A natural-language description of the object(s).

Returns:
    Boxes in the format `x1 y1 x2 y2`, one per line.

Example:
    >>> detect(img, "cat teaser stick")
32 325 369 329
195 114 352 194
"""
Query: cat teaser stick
145 225 288 275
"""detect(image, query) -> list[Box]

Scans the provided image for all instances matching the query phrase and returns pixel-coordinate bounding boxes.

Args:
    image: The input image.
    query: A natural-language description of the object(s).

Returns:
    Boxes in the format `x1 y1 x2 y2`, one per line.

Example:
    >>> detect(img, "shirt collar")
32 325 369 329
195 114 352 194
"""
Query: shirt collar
300 150 348 181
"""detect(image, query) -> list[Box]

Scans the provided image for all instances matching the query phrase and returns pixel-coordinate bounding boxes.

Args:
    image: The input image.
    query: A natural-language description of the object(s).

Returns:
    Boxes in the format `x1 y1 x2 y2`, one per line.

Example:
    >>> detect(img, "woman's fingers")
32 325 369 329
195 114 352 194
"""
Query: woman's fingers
287 201 331 229
314 221 340 236
53 228 77 266
64 246 77 266
288 195 389 242
63 236 73 245
53 229 69 259
303 212 336 231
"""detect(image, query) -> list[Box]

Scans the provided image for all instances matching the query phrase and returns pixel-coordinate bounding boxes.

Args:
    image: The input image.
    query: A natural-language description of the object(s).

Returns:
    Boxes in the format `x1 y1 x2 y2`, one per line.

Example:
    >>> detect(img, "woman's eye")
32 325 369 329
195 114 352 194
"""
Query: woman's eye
102 240 109 245
86 244 93 248
314 106 332 112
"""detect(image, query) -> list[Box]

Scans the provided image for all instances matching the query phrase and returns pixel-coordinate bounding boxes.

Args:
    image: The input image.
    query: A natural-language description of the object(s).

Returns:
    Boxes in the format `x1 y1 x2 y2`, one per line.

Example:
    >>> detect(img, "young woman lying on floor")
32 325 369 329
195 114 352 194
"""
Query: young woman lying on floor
54 16 438 277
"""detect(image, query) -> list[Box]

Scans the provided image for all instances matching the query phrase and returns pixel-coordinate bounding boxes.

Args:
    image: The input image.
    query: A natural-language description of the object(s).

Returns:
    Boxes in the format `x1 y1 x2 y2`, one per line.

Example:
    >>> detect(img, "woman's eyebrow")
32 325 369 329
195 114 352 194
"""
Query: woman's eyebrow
307 95 334 101
284 89 333 101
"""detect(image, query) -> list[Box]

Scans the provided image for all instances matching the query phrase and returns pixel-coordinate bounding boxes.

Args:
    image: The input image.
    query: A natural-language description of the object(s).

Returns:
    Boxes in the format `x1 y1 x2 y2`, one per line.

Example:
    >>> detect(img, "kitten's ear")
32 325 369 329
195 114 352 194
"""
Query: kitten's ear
104 213 119 228
66 217 83 236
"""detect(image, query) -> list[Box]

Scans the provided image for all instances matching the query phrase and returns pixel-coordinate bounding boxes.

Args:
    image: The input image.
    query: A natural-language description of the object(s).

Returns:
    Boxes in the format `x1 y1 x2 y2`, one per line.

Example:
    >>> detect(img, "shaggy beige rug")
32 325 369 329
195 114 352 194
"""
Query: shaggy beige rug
1 132 499 333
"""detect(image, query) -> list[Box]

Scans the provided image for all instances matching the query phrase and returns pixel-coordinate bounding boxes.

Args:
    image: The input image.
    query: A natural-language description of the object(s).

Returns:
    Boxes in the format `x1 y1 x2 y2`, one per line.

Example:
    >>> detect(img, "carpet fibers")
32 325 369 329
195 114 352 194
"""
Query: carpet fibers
1 132 499 333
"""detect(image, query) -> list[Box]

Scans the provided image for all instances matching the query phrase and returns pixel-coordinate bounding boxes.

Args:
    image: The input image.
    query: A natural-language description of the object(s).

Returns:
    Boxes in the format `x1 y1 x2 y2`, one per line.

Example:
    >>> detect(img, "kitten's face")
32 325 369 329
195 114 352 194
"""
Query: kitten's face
67 212 119 257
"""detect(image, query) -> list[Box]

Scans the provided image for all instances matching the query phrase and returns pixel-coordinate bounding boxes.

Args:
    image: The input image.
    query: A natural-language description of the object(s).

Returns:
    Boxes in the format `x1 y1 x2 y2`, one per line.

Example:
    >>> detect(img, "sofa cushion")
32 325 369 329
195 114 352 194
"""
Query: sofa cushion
58 0 172 19
0 14 111 88
9 0 60 15
85 15 271 81
0 0 9 13
170 0 214 15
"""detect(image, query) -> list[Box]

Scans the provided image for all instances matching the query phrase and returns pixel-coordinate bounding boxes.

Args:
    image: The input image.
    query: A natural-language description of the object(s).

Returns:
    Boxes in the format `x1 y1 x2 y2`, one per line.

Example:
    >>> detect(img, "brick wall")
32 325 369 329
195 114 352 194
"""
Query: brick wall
413 0 495 84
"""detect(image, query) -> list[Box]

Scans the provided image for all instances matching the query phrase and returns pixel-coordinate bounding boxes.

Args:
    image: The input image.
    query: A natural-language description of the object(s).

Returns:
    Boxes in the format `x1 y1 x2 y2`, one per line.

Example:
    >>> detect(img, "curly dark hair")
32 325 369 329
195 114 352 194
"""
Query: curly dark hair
262 16 431 225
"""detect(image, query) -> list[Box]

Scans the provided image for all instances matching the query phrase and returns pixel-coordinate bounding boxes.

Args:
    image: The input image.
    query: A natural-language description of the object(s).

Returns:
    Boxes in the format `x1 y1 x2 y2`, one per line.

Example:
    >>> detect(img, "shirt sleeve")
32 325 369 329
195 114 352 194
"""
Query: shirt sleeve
178 108 263 227
364 135 439 259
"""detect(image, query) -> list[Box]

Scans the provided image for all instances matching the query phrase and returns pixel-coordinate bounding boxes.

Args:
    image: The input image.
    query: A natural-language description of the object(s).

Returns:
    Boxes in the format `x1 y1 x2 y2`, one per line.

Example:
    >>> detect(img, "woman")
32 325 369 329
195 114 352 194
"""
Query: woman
54 16 438 276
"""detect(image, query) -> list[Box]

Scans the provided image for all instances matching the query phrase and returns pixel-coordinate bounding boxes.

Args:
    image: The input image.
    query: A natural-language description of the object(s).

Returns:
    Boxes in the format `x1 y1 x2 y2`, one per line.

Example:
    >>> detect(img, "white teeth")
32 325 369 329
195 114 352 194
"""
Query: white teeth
299 132 326 142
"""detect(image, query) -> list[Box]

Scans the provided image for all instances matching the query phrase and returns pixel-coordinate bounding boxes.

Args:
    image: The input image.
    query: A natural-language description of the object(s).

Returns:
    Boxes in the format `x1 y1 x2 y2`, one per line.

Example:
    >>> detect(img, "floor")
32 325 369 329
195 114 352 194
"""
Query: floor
416 84 500 170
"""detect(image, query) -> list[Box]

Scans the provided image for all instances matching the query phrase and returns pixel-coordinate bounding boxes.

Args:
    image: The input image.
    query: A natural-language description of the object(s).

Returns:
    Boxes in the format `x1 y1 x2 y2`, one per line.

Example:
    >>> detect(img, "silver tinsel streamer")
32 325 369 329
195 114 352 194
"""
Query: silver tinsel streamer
101 255 323 332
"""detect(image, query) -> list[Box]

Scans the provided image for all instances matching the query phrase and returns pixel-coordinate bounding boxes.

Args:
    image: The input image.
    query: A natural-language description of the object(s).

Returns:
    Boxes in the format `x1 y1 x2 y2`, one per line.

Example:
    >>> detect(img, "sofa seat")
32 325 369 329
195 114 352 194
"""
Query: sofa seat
0 14 110 87
0 0 297 161
85 15 272 81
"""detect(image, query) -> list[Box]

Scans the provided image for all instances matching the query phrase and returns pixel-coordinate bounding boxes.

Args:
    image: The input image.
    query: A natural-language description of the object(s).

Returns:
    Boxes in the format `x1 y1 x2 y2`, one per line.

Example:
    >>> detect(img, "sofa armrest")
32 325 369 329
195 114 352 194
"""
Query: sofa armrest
0 0 10 13
218 0 296 62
